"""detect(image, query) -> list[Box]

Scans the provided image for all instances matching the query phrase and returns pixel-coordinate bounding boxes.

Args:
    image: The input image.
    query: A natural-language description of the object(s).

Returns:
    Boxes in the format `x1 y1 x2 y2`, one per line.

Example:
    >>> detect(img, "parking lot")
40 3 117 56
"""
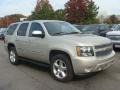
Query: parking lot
0 40 120 90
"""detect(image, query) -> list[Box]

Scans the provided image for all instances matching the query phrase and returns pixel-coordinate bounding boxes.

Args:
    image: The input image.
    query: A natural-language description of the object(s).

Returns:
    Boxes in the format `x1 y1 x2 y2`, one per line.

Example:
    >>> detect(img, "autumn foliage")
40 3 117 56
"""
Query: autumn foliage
35 0 52 13
29 0 54 20
0 0 99 27
65 0 99 24
0 14 26 28
104 15 119 24
65 0 88 23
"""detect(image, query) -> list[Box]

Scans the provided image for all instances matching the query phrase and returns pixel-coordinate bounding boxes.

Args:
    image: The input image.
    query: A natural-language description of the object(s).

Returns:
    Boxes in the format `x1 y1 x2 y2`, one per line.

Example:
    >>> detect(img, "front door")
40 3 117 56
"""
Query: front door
26 22 48 63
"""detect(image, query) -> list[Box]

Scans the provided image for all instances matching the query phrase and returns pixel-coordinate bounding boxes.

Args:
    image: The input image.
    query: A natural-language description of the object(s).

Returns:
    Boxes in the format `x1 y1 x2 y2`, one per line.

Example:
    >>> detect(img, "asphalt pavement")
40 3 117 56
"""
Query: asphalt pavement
0 41 120 90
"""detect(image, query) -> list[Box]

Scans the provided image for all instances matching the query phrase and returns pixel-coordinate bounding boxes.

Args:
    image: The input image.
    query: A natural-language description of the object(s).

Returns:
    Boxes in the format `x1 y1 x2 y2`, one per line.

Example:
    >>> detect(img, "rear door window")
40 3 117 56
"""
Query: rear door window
17 23 29 36
100 25 109 31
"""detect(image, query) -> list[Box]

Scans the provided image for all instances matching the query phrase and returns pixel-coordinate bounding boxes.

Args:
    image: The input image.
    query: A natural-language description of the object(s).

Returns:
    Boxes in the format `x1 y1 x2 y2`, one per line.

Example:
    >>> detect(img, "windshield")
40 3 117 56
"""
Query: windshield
75 25 86 31
112 24 117 29
114 25 120 31
0 28 6 34
44 22 81 35
102 25 109 30
82 25 98 33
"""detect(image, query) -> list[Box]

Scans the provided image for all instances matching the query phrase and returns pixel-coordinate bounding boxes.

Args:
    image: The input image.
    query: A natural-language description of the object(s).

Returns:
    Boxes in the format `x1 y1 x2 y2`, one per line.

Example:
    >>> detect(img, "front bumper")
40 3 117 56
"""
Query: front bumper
71 51 115 74
111 40 120 48
0 36 3 39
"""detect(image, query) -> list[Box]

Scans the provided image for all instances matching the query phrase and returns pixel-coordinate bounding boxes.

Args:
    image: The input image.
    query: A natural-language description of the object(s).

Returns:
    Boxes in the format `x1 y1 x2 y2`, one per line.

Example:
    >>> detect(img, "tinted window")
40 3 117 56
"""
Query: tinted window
29 22 43 37
17 23 29 36
114 25 120 31
7 24 18 35
82 25 98 33
117 26 120 30
100 25 109 30
112 25 117 29
75 25 85 30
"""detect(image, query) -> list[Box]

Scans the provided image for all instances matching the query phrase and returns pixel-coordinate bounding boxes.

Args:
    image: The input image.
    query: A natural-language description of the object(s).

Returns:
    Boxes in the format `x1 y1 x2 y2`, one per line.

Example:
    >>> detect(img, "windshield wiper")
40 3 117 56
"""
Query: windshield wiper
66 32 81 34
52 32 81 35
52 32 66 35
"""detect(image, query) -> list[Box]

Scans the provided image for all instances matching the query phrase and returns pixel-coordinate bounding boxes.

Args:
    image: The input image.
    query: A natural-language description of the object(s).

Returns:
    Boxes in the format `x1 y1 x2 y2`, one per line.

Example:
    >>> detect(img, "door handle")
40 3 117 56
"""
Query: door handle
15 39 19 41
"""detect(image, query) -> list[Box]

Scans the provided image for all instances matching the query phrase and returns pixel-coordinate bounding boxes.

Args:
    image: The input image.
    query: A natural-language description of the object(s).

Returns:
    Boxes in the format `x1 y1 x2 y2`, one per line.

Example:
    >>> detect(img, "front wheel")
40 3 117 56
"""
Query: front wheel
8 47 20 65
50 54 74 82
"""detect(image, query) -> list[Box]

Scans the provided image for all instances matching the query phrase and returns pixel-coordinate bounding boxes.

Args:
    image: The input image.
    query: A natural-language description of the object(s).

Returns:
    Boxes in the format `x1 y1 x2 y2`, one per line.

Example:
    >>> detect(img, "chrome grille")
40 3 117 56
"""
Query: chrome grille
95 43 113 57
108 35 120 40
96 48 112 57
95 43 112 49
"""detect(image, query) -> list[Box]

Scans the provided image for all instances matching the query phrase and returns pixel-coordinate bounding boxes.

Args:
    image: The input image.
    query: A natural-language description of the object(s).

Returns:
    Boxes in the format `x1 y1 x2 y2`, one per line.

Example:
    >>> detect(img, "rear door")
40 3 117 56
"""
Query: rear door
5 24 18 47
15 23 29 57
6 24 18 39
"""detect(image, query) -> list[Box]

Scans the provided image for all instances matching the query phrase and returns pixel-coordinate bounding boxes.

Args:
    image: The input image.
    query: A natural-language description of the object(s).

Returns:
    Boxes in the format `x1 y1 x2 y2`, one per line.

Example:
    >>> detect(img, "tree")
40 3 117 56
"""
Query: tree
109 15 118 24
110 15 118 24
65 0 99 24
84 0 99 24
65 0 88 24
54 9 65 20
30 0 54 20
0 14 26 27
105 15 119 24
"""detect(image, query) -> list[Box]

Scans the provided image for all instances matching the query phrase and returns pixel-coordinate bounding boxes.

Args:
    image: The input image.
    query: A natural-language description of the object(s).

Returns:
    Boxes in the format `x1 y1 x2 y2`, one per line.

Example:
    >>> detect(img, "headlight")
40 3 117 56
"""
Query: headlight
106 35 110 38
76 46 94 57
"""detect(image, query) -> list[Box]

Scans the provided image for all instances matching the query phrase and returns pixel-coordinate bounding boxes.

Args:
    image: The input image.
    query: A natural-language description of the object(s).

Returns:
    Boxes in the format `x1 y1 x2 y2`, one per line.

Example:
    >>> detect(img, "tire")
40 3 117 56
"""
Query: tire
2 37 5 40
50 54 74 82
8 47 20 65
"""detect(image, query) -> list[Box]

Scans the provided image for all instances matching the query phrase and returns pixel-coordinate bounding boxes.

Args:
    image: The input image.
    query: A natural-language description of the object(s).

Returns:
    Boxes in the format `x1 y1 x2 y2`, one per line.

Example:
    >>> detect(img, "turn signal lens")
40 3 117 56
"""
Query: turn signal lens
76 46 81 56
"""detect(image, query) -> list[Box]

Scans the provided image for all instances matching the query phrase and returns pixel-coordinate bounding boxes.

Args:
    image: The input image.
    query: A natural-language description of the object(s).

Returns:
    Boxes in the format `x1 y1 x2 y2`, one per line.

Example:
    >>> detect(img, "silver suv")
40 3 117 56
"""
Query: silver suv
107 24 120 48
5 20 115 82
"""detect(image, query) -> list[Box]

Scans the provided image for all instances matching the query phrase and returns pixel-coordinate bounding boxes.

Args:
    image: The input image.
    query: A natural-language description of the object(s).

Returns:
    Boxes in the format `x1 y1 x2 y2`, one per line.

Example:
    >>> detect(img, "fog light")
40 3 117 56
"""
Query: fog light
85 68 92 73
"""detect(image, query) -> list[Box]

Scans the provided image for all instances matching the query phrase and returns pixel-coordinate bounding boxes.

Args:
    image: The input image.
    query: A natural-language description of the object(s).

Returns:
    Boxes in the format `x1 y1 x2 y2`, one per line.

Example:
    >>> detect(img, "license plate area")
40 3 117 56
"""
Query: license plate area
115 45 120 48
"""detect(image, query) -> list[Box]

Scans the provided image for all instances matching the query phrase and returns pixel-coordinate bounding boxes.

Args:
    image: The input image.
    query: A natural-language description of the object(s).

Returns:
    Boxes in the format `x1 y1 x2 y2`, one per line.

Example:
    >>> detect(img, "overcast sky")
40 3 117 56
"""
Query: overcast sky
0 0 120 17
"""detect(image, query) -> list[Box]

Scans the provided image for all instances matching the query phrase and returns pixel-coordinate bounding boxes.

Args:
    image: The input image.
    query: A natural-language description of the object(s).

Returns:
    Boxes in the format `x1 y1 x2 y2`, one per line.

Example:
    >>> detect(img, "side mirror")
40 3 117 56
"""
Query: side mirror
98 29 104 33
32 30 44 38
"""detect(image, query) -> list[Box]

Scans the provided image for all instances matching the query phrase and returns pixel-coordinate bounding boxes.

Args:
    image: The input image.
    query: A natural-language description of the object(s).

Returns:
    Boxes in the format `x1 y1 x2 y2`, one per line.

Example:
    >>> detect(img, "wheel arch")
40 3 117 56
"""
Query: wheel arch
49 50 74 73
7 43 15 51
49 50 71 61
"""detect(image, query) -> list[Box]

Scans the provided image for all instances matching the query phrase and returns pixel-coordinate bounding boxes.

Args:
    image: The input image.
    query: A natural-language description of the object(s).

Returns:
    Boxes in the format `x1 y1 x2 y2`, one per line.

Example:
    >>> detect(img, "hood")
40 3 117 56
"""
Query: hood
82 32 95 35
107 31 120 36
59 34 111 46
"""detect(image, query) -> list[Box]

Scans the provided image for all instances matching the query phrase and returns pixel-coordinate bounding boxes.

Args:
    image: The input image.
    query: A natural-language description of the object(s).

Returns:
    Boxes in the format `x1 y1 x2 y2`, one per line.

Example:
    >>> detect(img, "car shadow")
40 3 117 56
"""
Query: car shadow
73 72 100 81
20 60 100 81
114 48 120 52
20 60 50 73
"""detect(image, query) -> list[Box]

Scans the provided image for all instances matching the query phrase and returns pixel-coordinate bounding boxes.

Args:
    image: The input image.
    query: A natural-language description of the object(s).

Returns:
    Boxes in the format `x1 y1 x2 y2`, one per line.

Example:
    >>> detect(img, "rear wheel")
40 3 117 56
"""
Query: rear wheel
8 47 20 65
50 54 74 82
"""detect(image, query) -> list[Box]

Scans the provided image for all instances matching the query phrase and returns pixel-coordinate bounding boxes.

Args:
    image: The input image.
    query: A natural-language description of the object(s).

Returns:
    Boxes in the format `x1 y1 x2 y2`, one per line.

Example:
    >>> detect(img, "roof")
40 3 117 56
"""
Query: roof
9 20 65 25
32 20 64 22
